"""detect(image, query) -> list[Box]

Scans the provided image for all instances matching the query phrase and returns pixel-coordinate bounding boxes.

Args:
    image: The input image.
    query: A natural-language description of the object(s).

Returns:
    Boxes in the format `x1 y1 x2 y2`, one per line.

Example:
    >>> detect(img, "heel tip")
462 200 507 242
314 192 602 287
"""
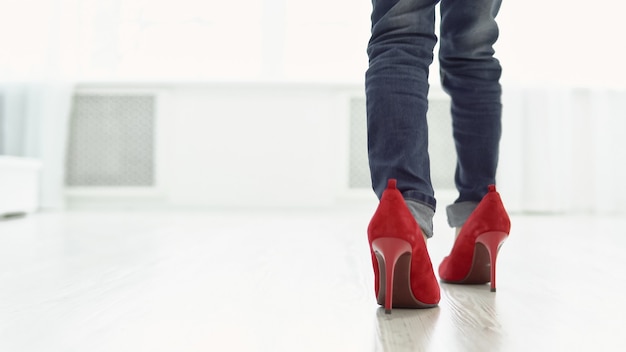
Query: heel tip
491 288 496 292
385 309 392 314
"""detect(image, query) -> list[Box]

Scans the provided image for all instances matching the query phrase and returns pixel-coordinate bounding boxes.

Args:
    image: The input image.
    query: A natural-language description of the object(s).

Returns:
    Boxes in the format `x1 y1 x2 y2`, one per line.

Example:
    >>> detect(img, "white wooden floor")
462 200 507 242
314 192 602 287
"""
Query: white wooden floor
1 203 625 352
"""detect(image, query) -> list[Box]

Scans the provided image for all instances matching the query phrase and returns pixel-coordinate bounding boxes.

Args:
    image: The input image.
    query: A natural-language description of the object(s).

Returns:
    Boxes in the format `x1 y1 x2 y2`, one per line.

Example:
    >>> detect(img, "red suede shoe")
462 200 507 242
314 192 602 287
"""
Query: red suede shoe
438 185 511 292
368 179 440 313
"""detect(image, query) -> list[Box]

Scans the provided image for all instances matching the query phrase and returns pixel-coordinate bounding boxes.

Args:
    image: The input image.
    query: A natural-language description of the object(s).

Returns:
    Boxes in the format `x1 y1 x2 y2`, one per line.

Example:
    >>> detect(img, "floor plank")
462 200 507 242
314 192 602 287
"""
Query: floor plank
1 205 625 351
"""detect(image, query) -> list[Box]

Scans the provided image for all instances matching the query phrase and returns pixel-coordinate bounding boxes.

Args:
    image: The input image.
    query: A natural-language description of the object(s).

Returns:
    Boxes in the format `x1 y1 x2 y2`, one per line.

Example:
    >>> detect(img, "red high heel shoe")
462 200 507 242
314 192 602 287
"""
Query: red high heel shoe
368 179 440 313
438 185 511 292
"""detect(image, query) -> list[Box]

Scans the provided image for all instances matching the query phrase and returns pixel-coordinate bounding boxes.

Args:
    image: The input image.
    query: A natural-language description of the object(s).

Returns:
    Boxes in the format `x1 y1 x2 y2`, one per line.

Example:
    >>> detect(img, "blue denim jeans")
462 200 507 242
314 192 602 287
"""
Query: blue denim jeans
366 0 503 237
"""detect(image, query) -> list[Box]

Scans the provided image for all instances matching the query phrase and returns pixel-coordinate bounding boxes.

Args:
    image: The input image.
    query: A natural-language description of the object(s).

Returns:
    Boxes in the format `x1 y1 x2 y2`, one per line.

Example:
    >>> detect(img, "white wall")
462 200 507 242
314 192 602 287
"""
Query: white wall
497 0 626 88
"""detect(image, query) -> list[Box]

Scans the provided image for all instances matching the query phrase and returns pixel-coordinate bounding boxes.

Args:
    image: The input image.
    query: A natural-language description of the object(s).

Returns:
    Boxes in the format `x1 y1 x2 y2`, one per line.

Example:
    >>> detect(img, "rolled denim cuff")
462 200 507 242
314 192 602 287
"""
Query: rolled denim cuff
446 201 479 228
405 199 435 238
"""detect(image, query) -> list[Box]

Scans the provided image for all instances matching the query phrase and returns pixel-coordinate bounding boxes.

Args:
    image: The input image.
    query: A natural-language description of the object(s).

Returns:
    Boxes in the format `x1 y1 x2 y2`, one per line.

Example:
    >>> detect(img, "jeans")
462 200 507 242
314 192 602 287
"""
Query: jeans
366 0 503 237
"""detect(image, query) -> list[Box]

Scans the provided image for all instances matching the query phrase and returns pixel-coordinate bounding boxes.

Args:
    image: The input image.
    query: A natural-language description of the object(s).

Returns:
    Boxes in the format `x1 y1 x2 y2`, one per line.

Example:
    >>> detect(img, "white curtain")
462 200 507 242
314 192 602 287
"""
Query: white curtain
499 85 626 214
491 1 626 214
0 84 73 209
0 0 78 209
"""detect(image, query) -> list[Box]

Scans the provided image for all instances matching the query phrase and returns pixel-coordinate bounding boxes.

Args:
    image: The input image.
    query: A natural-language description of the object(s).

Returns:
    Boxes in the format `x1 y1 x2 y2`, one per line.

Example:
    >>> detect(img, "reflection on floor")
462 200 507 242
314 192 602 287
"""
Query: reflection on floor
1 205 624 352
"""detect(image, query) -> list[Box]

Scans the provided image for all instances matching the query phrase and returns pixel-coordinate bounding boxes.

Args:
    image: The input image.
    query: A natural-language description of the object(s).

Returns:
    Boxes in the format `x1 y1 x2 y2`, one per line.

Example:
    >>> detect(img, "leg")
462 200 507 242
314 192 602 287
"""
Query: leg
366 0 440 237
438 0 503 227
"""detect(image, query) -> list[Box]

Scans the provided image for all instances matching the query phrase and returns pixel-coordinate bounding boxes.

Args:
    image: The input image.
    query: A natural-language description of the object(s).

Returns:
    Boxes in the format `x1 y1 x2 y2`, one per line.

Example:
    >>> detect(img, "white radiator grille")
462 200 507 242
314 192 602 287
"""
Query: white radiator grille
66 94 155 187
348 96 455 190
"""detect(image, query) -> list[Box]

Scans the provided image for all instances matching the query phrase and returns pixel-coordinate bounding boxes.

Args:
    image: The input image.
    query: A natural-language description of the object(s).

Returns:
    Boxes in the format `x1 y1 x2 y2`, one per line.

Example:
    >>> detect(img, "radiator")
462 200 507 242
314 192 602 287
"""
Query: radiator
64 85 456 207
66 94 156 187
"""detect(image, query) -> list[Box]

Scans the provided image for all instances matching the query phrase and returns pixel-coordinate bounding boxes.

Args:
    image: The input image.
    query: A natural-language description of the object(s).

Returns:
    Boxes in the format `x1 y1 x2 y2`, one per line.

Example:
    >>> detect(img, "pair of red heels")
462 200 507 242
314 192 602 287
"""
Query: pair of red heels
368 179 511 313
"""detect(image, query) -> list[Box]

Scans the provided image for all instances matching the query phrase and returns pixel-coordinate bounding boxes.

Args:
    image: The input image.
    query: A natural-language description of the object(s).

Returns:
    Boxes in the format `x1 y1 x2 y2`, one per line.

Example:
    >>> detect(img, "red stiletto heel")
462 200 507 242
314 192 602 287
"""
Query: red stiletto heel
439 185 511 291
371 238 412 313
368 179 440 313
475 231 508 292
